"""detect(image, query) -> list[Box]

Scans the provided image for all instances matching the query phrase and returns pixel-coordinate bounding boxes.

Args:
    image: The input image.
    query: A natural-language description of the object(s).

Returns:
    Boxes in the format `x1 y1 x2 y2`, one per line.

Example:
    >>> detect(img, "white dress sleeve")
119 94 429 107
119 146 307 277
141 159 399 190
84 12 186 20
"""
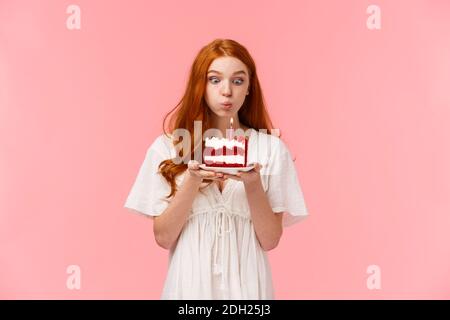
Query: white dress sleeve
266 139 309 227
124 135 172 218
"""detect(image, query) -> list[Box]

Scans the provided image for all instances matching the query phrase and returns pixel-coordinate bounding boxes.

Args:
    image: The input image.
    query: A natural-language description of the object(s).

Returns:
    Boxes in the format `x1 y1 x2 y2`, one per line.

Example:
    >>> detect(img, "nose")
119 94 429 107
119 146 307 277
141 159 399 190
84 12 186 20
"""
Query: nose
220 80 232 96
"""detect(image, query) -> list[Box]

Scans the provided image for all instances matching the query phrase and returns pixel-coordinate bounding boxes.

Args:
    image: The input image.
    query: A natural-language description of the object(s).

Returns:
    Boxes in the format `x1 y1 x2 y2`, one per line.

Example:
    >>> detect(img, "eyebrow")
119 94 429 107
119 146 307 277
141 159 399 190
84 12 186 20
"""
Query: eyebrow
207 70 247 76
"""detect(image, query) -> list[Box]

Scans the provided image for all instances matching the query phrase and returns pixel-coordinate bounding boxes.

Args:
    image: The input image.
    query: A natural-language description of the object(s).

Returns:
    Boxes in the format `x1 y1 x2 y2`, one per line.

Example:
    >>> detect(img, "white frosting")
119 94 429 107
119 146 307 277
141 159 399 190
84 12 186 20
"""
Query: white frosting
205 137 245 149
204 155 245 164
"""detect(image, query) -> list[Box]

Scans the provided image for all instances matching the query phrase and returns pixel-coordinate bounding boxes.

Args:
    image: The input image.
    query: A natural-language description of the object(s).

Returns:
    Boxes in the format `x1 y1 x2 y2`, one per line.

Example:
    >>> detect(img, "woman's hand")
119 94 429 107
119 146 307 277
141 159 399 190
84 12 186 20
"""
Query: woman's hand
222 163 262 186
186 160 226 183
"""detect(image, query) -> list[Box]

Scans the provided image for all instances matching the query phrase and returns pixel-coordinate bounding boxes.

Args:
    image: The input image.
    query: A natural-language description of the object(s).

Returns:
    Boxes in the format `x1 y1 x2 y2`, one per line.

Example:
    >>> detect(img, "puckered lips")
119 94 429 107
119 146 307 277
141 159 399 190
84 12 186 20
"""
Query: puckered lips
221 102 233 110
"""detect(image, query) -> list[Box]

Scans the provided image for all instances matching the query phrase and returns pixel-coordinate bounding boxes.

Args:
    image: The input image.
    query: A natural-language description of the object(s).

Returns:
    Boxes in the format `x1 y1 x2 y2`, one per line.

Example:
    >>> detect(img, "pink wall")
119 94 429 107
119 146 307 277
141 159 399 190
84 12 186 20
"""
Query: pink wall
1 0 449 299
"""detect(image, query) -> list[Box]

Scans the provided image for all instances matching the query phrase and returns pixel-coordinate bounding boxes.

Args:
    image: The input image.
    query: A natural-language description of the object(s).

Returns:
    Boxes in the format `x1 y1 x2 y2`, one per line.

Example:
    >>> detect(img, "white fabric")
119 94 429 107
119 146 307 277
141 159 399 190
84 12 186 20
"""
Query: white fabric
124 128 309 299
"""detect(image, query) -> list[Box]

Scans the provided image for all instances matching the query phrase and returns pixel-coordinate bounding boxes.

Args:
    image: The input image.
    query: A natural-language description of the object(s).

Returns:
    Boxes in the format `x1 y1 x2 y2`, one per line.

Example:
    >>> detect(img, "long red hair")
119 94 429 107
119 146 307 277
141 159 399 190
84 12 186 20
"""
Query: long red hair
160 38 278 198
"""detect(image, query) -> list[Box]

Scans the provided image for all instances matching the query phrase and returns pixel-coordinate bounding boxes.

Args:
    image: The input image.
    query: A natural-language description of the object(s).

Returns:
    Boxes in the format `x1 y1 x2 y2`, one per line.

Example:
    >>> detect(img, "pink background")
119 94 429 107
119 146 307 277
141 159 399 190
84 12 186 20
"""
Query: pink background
1 0 450 299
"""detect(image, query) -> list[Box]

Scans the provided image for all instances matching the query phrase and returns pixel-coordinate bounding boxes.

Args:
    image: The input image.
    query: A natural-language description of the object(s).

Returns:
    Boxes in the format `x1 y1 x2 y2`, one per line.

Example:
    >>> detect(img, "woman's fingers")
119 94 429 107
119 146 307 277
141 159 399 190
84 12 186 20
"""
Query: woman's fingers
199 170 227 181
188 160 200 170
222 174 240 181
187 163 228 181
247 162 261 172
202 171 222 179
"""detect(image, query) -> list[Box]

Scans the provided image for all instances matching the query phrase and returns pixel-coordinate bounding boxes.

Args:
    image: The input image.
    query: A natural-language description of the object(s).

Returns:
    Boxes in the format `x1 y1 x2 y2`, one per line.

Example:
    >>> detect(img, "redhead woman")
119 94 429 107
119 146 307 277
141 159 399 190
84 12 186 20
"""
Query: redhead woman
124 38 308 299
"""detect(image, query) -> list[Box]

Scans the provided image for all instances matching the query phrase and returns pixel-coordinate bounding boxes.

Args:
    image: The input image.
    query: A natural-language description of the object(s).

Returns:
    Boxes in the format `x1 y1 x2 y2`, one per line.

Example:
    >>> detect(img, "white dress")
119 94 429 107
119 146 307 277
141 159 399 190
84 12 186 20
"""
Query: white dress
124 128 309 299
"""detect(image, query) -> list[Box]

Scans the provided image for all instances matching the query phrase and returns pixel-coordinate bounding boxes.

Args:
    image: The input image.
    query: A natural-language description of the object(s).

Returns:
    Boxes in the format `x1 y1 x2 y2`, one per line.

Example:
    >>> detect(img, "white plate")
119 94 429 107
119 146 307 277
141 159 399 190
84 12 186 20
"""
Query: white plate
199 164 255 175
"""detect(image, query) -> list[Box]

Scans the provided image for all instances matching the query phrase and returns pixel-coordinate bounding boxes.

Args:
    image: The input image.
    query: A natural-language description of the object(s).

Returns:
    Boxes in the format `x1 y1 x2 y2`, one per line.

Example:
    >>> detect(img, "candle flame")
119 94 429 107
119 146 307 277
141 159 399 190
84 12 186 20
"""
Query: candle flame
230 117 234 128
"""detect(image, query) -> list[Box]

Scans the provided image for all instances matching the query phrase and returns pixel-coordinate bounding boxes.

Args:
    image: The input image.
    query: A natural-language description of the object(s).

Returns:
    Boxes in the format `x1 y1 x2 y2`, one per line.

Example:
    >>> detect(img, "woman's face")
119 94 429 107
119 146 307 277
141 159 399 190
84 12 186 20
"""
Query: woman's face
205 56 250 118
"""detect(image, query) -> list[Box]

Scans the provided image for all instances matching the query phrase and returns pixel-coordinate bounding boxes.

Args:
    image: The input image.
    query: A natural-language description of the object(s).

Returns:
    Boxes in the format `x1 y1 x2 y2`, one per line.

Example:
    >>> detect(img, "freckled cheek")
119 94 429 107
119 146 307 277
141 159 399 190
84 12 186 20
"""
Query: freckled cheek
206 85 217 94
205 87 221 109
235 89 247 100
205 87 214 100
206 87 222 102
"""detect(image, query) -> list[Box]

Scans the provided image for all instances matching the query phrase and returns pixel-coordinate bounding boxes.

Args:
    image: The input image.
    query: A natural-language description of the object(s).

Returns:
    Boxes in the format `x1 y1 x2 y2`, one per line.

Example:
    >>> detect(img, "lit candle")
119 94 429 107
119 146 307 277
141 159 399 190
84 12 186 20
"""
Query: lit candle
229 117 234 140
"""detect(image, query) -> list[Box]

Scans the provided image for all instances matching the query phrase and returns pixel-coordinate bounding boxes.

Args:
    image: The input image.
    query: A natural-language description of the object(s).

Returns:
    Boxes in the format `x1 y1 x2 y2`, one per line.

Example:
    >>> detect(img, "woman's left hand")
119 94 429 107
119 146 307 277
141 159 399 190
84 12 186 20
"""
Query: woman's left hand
223 163 262 185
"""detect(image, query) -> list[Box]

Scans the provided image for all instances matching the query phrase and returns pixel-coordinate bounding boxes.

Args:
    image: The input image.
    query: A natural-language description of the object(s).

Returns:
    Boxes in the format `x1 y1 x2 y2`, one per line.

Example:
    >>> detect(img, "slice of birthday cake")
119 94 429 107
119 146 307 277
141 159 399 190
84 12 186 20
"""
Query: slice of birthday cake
203 135 248 167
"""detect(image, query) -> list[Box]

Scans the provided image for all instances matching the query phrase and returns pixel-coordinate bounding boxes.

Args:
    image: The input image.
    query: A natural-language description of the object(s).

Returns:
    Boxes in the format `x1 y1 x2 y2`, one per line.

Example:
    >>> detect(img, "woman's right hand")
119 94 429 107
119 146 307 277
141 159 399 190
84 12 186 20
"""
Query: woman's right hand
187 160 225 183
